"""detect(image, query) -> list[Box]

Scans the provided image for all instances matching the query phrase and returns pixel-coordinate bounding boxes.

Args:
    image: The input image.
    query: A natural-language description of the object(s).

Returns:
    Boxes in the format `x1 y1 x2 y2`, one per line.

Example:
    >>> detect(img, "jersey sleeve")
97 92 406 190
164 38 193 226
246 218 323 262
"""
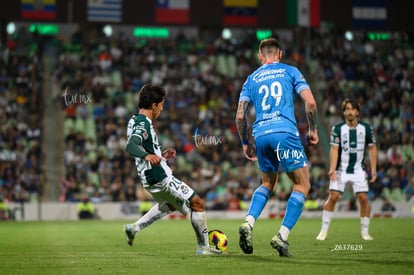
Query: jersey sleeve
365 123 376 145
330 124 341 146
130 120 149 143
291 67 310 94
125 118 150 159
127 117 134 138
239 78 252 102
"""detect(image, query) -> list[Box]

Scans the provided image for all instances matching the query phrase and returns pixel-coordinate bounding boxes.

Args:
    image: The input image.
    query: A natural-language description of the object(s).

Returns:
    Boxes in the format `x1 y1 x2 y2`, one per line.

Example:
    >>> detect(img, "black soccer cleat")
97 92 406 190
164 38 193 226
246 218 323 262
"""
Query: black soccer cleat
239 222 253 254
270 233 291 257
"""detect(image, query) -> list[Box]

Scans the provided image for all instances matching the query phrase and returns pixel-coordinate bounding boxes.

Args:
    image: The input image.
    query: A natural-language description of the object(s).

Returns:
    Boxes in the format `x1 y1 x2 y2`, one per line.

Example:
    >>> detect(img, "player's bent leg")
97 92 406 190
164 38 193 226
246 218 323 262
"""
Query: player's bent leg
282 168 309 234
269 167 307 257
189 194 205 212
189 194 219 254
123 203 171 246
238 173 275 255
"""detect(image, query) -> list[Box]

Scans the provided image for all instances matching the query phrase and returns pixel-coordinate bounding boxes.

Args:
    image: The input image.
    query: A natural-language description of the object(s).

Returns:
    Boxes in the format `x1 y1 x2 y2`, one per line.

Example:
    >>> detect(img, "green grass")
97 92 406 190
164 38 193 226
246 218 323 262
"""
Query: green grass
0 218 413 275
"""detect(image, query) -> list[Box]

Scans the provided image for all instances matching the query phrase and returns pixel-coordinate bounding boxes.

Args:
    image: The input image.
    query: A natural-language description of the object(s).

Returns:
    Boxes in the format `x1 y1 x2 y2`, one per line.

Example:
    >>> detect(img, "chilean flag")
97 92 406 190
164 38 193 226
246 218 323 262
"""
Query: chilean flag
155 0 190 24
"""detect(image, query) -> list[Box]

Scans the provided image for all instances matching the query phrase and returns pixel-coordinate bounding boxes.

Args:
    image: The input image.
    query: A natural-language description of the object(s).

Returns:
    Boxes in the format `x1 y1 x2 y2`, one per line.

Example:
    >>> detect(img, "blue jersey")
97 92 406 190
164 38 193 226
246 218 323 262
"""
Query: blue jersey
239 62 310 139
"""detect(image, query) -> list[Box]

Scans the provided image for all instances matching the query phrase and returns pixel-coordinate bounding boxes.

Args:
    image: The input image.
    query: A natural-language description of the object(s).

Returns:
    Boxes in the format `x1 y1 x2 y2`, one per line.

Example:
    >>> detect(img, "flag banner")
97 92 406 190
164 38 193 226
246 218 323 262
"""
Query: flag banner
155 0 190 24
223 0 258 26
352 0 387 28
87 0 122 22
21 0 56 20
288 0 320 27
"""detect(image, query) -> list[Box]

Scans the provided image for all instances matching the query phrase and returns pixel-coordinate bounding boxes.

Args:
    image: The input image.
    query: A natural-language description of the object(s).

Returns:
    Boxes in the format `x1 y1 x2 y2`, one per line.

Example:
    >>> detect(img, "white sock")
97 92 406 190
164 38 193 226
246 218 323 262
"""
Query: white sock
134 203 169 232
181 202 190 216
191 211 209 248
279 225 290 241
321 210 334 231
360 216 370 234
245 215 255 228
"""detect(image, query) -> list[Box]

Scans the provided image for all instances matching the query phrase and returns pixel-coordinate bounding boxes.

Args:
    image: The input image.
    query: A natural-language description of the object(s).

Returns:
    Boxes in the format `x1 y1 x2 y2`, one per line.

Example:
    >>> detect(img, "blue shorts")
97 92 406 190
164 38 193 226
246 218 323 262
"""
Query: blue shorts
255 132 308 173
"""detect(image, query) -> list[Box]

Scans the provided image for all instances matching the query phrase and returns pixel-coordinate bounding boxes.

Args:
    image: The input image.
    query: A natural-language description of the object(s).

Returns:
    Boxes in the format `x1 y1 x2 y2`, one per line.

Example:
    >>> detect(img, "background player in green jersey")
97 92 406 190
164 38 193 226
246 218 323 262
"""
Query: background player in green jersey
123 84 222 255
316 98 378 241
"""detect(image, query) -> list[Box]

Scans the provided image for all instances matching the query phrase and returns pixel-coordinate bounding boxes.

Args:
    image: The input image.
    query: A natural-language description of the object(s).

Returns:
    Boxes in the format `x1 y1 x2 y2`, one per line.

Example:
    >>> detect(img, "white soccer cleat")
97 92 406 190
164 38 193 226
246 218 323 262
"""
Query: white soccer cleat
196 246 224 255
123 224 136 246
316 230 328 241
361 232 373 241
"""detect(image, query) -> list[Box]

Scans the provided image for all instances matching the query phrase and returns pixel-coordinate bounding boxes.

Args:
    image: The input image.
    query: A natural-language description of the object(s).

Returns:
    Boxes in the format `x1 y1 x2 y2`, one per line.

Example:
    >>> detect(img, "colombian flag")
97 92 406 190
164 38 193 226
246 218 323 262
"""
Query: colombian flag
223 0 258 26
21 0 56 20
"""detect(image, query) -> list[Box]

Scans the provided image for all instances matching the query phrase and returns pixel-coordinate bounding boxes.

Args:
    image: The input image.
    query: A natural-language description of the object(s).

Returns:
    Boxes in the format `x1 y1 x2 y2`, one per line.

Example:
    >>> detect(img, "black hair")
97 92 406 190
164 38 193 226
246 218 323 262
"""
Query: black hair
138 84 166 109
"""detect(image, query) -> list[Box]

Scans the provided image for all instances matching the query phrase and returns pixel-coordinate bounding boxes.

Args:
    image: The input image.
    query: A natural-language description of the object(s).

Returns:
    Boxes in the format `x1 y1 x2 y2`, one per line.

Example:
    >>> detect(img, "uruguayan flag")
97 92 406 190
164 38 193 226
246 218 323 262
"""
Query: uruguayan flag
352 0 387 28
87 0 122 22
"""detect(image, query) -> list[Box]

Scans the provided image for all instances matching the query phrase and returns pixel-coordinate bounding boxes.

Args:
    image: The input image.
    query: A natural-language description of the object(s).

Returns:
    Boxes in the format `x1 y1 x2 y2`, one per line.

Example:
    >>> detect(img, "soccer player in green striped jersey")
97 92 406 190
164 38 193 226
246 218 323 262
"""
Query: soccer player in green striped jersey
316 98 377 241
123 84 222 255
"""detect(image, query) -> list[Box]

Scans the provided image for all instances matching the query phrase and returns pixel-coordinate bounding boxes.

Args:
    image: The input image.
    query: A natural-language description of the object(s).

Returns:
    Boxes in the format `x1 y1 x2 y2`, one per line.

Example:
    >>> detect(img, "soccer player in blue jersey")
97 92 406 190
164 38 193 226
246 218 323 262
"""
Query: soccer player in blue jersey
123 84 222 255
316 98 377 241
236 38 319 257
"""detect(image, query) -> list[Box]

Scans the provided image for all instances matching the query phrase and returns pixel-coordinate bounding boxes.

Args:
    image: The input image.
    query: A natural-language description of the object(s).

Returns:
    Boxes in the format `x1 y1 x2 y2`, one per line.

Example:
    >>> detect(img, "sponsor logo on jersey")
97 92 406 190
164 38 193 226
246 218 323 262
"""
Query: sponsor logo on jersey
181 185 189 194
252 68 286 82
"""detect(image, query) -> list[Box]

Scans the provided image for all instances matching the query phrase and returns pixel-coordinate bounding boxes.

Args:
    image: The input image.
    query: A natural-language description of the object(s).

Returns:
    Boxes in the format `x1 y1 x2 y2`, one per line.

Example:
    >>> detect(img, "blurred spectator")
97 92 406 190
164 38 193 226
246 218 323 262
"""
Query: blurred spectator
205 185 227 210
383 180 406 203
381 198 396 212
304 194 322 211
387 144 403 166
404 179 414 202
0 197 9 221
77 196 96 219
123 176 137 202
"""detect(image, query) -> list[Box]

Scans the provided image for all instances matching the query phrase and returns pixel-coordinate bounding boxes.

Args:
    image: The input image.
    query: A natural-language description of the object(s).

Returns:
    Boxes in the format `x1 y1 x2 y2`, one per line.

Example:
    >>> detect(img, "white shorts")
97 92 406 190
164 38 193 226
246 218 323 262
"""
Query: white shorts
329 170 369 194
145 176 196 215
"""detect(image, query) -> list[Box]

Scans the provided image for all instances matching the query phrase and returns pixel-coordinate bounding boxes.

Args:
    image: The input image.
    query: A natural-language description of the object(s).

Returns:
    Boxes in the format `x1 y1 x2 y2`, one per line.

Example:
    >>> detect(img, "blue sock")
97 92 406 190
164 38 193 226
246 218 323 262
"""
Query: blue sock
247 186 271 219
282 191 306 230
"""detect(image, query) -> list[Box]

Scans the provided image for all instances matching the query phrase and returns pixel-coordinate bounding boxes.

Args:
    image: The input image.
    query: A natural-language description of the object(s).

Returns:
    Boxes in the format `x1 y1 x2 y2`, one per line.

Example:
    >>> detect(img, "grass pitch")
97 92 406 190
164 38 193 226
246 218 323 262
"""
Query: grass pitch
0 218 413 275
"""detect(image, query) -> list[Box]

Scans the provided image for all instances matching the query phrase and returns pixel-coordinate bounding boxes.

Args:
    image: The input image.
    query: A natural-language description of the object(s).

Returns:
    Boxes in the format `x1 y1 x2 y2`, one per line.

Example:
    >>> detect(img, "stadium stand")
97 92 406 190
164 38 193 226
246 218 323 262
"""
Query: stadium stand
1 26 413 215
0 27 44 204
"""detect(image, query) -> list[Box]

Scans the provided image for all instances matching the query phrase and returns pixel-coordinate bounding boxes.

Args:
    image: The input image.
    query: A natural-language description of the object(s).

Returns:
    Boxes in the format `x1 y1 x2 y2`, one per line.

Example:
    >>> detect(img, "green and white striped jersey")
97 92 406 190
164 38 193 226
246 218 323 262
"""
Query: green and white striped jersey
330 121 376 174
127 114 171 186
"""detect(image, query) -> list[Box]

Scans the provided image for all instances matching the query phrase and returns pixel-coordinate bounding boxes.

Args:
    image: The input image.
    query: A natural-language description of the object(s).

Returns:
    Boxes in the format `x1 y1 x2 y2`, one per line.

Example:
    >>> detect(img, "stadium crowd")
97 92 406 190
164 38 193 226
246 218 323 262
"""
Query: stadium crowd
0 28 44 208
0 26 413 214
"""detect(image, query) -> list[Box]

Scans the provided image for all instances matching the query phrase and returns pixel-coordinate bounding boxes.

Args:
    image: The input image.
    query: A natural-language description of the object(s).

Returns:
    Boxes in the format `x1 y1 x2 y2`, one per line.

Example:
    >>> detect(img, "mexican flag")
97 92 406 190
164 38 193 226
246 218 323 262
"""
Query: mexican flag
288 0 320 27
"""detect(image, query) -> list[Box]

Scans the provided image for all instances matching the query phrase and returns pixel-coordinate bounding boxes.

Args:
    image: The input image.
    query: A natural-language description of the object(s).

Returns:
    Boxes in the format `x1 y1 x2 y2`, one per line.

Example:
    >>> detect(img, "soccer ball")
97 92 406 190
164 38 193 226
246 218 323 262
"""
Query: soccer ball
208 229 228 251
